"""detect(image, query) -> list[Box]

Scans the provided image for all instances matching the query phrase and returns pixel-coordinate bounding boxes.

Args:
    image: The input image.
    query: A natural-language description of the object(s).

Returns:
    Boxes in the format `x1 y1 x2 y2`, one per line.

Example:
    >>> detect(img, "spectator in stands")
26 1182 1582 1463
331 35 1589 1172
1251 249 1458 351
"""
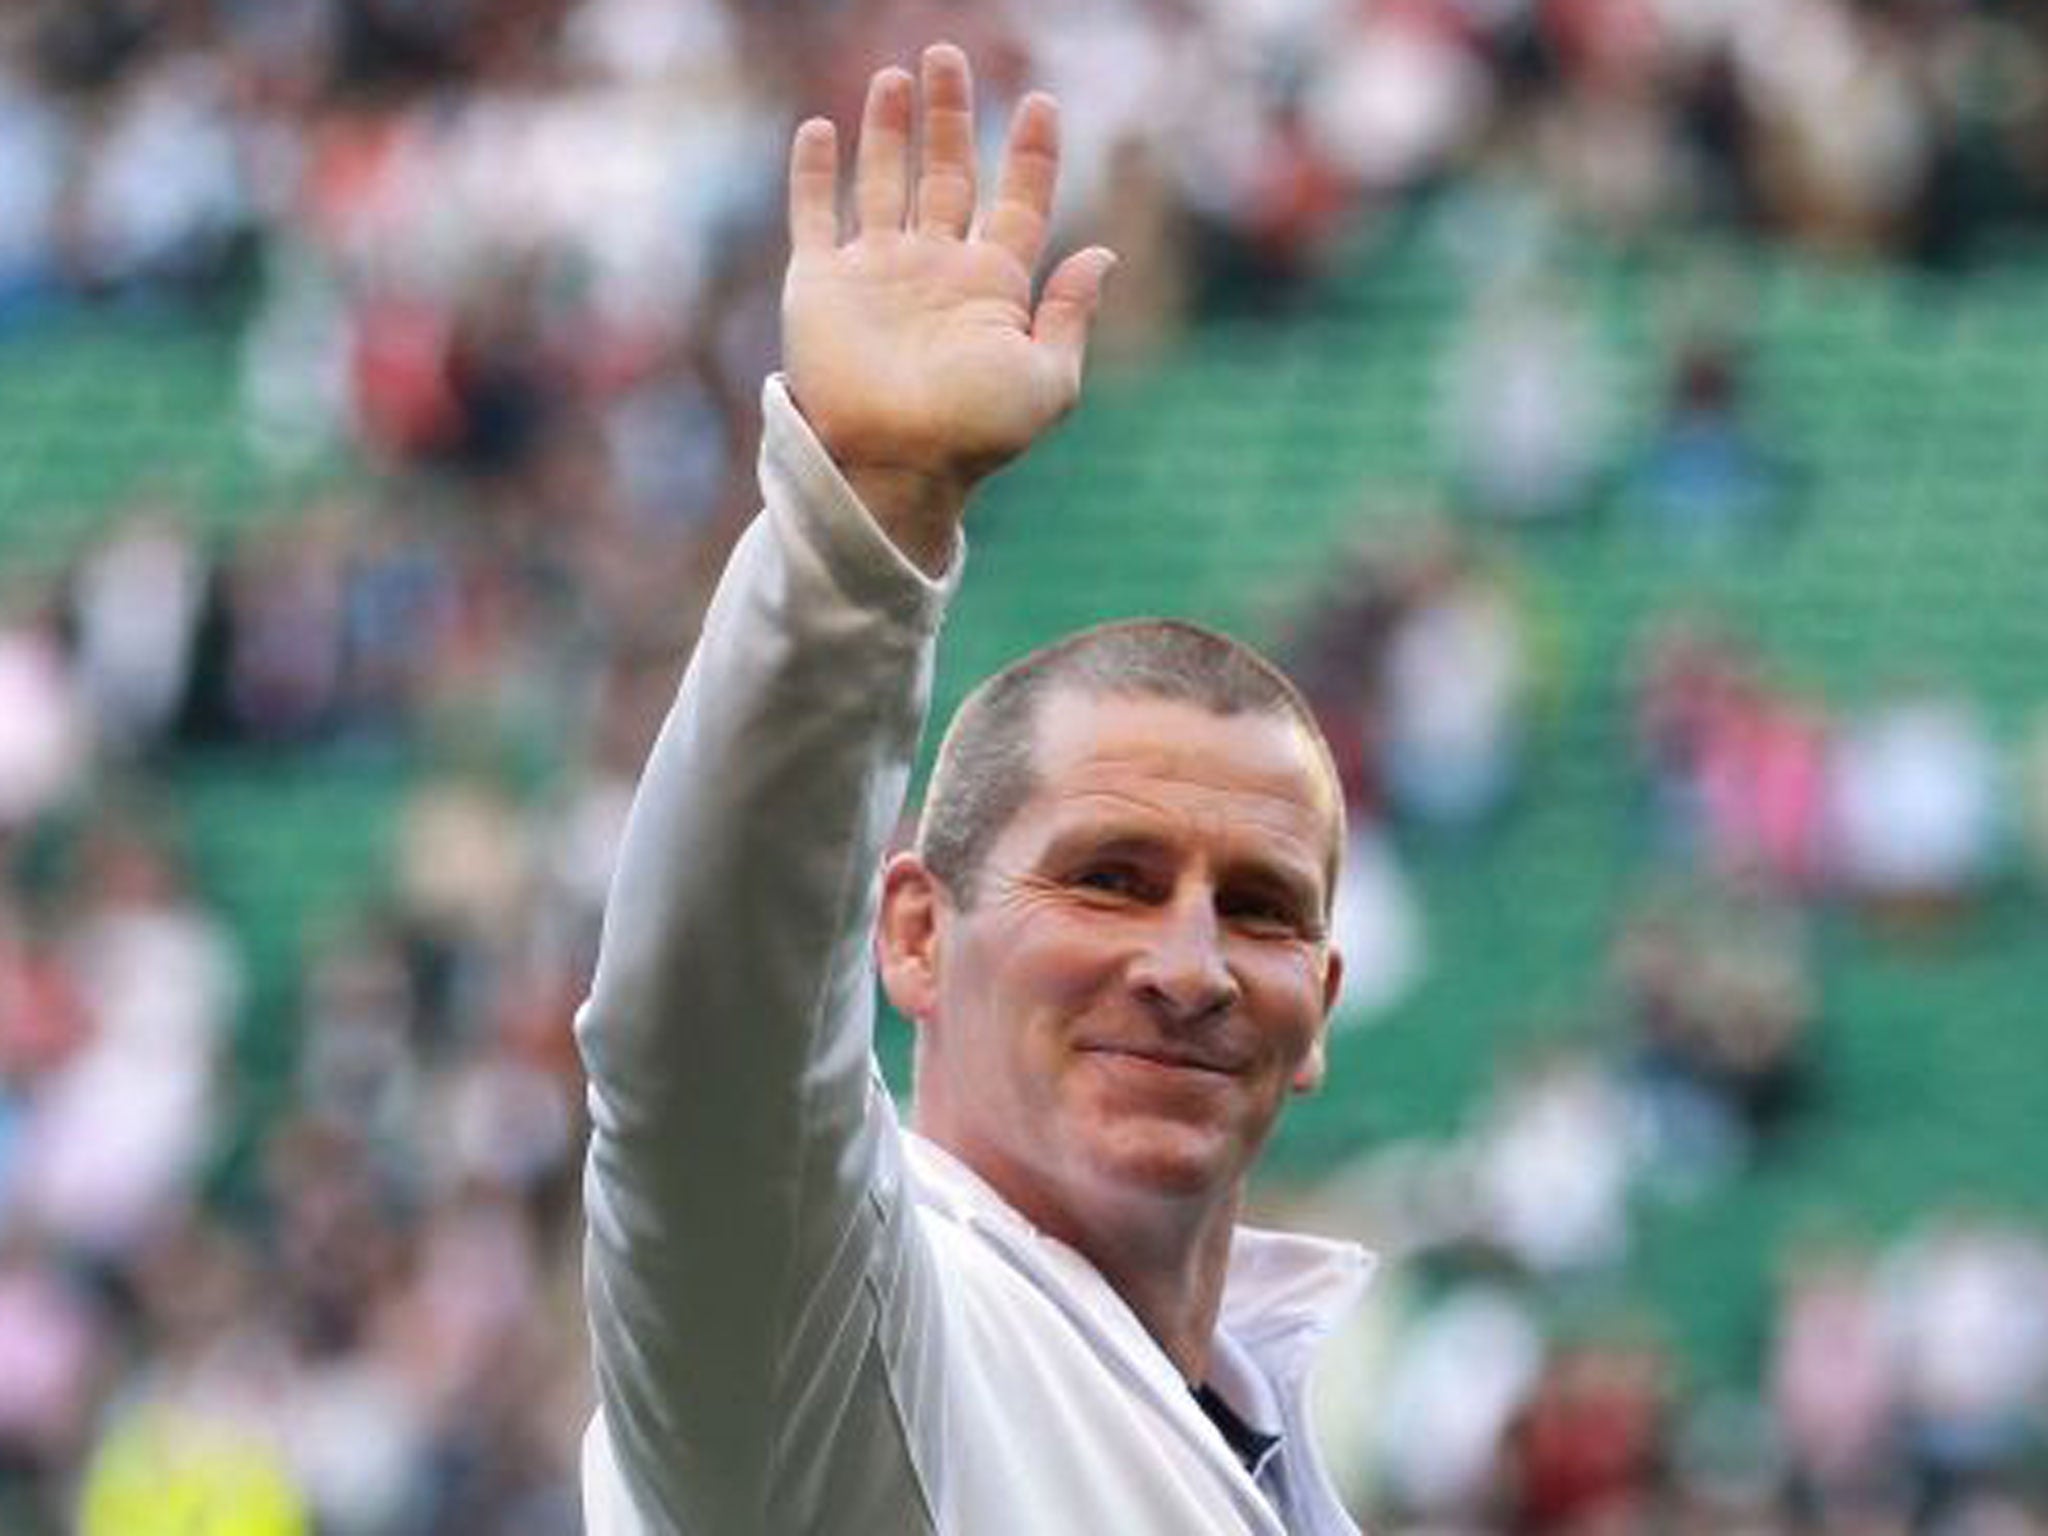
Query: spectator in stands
1326 819 1425 1025
0 887 91 1094
17 817 242 1266
218 515 349 746
0 584 88 832
1611 879 1818 1180
1828 684 2001 932
1882 1214 2048 1526
72 43 253 296
1906 4 2048 272
1531 0 1692 244
66 508 210 759
1085 132 1189 366
294 911 421 1141
1629 338 1797 551
1470 1044 1634 1276
1735 0 1935 257
0 32 69 317
1632 618 1829 892
1440 268 1613 525
1370 1269 1545 1524
1280 534 1406 819
0 1227 108 1525
1501 1328 1674 1534
1379 530 1532 832
1769 1238 1903 1522
389 769 533 1037
1305 0 1491 213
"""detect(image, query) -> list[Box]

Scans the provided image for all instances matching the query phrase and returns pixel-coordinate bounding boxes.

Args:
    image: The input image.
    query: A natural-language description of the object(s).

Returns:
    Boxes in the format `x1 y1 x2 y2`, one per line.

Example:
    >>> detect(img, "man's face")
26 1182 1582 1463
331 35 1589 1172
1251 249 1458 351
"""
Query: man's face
881 690 1343 1245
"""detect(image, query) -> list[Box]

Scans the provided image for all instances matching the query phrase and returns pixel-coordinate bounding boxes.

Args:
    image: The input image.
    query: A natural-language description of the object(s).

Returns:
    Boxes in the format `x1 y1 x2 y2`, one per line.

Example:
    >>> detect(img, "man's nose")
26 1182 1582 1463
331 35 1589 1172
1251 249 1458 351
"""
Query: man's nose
1129 891 1240 1025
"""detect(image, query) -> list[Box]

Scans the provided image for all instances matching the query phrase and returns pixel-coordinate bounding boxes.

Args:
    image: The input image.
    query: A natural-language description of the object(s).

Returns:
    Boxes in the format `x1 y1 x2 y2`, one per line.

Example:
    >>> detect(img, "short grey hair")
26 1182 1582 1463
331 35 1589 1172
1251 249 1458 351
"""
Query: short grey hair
916 618 1343 907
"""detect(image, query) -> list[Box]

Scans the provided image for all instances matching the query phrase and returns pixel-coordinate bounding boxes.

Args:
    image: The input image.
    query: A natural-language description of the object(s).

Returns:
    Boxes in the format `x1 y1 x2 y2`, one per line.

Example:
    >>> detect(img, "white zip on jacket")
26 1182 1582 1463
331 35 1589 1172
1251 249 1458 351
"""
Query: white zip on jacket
576 377 1373 1536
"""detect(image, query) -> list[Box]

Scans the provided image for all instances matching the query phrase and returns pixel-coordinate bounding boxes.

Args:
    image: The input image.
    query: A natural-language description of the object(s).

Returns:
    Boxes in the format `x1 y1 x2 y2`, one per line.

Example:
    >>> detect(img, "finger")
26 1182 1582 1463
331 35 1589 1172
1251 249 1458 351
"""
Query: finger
915 43 976 239
980 91 1060 271
855 65 914 235
1032 246 1117 391
788 117 840 252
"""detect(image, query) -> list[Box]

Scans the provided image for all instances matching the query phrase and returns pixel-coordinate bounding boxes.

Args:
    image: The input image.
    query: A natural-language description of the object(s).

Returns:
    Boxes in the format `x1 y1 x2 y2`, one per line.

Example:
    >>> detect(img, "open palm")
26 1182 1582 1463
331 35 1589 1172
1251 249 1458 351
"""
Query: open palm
782 46 1114 568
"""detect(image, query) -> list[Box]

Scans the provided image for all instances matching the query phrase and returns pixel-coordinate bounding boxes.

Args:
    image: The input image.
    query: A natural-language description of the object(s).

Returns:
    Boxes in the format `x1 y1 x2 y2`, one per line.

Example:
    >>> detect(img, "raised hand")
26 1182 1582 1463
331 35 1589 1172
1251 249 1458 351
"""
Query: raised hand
782 43 1116 573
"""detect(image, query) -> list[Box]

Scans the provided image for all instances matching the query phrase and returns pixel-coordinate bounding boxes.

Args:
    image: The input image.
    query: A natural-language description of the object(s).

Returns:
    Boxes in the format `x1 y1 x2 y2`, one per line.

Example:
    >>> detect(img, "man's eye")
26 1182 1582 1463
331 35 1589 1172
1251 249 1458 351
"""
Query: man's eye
1219 891 1306 935
1073 865 1146 898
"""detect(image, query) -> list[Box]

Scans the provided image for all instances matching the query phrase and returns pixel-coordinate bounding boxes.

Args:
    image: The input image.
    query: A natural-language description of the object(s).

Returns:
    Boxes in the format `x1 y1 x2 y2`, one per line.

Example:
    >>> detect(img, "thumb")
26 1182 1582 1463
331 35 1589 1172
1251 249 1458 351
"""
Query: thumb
1032 246 1117 389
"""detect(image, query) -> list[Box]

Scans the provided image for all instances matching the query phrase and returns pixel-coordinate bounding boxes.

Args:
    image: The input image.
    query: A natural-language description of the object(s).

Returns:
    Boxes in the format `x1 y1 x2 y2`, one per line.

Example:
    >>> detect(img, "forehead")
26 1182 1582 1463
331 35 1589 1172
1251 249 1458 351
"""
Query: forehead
1013 689 1340 869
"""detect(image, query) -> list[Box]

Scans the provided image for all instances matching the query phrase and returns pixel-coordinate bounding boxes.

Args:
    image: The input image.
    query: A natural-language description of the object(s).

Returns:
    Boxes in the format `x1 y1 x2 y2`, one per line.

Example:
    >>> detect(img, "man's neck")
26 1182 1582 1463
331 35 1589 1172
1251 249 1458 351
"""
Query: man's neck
910 1122 1249 1382
1079 1205 1238 1383
972 1153 1245 1384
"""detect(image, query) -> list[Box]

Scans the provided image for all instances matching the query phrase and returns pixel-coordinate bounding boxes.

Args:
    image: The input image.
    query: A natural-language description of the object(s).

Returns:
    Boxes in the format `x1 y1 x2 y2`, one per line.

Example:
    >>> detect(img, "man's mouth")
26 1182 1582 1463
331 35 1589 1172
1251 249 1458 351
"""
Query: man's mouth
1078 1043 1244 1077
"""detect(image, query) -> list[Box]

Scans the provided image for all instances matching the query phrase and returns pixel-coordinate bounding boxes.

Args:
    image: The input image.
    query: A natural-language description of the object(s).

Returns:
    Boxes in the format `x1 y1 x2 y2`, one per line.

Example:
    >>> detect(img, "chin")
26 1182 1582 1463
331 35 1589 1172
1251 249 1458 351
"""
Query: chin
1083 1118 1246 1202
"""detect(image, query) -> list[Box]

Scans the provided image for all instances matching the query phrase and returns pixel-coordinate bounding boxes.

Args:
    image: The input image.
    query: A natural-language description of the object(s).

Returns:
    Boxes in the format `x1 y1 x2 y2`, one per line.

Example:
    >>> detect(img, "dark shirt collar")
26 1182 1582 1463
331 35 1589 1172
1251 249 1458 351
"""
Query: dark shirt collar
1191 1381 1281 1479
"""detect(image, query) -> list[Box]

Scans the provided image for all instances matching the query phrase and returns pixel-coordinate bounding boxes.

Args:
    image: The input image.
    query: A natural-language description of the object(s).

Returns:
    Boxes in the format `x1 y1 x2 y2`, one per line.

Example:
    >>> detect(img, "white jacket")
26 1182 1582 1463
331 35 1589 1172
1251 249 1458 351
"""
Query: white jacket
577 379 1372 1535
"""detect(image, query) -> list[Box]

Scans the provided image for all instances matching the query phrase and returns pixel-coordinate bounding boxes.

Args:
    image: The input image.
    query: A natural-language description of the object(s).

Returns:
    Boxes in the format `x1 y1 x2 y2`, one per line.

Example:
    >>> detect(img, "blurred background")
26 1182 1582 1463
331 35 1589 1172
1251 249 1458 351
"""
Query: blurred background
2 0 2048 1531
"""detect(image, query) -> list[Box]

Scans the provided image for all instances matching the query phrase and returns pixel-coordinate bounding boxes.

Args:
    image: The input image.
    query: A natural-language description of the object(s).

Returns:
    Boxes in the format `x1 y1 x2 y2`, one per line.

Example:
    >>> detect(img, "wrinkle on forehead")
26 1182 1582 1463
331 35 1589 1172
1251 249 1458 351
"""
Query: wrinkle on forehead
1007 696 1341 899
1048 783 1327 846
1032 697 1338 824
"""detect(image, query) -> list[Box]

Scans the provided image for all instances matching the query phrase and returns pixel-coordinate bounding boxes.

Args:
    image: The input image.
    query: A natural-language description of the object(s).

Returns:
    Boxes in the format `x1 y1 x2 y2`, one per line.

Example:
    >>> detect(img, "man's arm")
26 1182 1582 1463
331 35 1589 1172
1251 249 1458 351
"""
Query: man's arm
577 44 1110 1532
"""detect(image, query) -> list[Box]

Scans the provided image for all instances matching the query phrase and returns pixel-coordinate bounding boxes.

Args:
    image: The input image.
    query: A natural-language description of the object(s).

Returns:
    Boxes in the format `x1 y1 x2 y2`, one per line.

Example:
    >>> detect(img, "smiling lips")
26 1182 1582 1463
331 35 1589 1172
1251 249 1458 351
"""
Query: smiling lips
1077 1042 1247 1077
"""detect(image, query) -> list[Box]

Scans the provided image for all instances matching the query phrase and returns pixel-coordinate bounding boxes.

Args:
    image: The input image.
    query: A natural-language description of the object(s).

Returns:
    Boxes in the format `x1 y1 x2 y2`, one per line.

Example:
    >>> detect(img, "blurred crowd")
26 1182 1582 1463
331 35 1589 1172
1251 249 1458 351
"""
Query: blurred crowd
3 0 2048 1531
1270 522 2048 1530
1276 523 2048 1531
4 0 2048 353
1306 1201 2048 1534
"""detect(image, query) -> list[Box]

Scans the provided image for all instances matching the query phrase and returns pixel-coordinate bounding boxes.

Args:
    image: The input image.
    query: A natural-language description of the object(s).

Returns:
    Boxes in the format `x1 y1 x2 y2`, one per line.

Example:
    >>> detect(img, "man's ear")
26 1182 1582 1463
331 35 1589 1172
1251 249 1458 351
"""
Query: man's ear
876 852 943 1026
1291 946 1344 1094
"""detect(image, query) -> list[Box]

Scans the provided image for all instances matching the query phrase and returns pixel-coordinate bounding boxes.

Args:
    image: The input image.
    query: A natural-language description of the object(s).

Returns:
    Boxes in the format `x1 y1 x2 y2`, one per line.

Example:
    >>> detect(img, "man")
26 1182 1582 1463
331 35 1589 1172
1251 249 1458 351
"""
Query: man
577 43 1370 1535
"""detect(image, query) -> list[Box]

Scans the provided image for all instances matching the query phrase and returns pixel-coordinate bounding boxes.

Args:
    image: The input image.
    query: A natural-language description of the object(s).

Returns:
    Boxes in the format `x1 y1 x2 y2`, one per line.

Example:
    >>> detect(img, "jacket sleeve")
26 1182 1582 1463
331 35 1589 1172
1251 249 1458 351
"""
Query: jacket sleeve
575 377 956 1533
